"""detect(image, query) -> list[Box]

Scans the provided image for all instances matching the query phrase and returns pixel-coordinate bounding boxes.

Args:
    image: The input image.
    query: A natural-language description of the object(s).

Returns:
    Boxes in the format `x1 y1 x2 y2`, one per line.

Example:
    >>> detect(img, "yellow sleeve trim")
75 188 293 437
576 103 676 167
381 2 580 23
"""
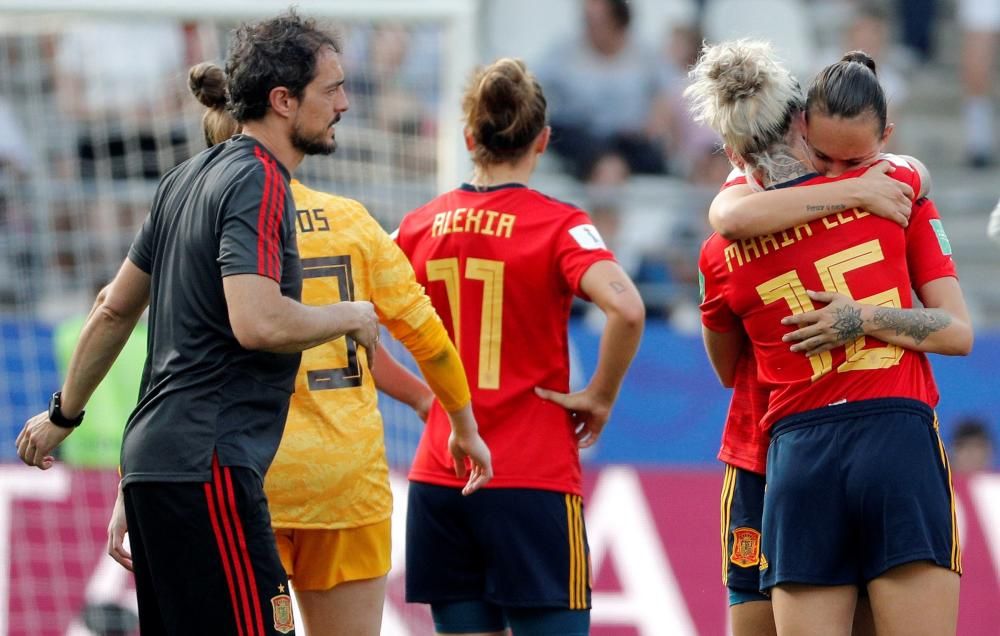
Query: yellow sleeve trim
400 316 471 412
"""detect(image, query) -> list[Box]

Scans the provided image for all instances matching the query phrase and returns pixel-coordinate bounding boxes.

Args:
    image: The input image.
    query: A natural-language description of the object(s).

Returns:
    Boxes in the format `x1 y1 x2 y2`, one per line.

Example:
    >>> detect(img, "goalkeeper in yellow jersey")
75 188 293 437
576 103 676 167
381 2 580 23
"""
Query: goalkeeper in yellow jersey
186 63 492 635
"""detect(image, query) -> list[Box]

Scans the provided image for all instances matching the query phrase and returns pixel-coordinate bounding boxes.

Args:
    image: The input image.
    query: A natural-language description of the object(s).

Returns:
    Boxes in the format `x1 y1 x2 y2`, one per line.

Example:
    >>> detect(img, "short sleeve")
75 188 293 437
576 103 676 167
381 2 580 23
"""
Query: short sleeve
906 197 958 289
721 168 748 191
218 158 289 283
127 211 155 274
880 153 922 200
555 211 617 296
699 239 740 333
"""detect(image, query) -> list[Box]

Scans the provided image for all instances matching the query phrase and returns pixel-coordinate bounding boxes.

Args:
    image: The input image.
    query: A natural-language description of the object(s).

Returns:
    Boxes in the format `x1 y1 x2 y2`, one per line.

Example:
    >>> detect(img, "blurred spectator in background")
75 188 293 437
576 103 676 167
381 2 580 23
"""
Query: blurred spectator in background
53 19 191 181
0 96 31 178
700 0 815 82
537 0 666 182
651 21 731 185
988 196 1000 245
0 95 35 308
585 154 634 274
895 0 937 62
958 0 999 168
950 416 996 473
840 3 910 130
342 23 442 174
53 20 196 280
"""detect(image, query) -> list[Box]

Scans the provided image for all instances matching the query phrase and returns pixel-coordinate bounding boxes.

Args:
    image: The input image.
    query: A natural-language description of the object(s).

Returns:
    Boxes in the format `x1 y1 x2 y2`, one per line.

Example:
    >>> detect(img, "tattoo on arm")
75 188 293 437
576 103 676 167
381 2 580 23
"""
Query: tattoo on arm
806 203 847 213
609 281 627 294
832 305 864 344
870 308 951 345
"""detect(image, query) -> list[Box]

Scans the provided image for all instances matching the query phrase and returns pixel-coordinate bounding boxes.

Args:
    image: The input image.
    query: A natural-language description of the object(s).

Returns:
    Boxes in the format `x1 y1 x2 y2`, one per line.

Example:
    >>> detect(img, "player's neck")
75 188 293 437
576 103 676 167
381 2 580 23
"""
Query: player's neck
758 144 814 189
469 157 535 188
241 121 304 173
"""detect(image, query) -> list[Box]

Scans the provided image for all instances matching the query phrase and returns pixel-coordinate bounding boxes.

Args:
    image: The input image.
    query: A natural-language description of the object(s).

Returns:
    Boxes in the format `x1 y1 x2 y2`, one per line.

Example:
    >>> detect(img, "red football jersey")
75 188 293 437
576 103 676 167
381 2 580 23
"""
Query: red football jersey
714 173 769 474
395 183 616 495
718 345 771 474
700 160 955 430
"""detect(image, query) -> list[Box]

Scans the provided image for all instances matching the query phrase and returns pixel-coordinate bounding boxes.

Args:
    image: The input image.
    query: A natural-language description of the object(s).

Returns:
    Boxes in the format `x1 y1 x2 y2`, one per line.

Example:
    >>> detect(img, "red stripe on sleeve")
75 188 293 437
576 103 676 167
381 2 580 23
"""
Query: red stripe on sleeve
259 151 280 280
253 147 276 280
204 482 247 636
224 466 267 636
267 171 287 281
213 457 259 635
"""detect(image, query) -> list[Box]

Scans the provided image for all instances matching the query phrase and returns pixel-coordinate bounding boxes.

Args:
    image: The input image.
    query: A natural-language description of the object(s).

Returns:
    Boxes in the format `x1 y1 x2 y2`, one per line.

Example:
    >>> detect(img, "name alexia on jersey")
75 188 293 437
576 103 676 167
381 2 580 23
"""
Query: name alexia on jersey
430 208 516 239
723 207 872 273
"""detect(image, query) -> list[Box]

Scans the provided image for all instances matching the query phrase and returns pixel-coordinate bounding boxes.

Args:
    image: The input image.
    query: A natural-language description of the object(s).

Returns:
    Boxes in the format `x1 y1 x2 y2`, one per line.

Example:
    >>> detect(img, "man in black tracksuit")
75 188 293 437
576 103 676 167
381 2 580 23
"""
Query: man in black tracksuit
16 11 378 635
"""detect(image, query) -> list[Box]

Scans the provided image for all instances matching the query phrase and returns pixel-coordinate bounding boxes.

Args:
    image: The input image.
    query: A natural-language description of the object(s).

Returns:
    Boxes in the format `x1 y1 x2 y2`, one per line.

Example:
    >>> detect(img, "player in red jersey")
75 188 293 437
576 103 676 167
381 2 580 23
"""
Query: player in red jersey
710 160 925 636
690 42 972 635
701 49 946 636
395 58 645 635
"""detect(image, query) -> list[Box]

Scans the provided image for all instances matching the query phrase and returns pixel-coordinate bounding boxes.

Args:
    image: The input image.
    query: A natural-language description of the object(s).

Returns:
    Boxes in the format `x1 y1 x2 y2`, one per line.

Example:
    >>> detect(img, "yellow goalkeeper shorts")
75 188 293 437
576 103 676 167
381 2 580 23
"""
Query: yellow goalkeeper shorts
273 518 391 591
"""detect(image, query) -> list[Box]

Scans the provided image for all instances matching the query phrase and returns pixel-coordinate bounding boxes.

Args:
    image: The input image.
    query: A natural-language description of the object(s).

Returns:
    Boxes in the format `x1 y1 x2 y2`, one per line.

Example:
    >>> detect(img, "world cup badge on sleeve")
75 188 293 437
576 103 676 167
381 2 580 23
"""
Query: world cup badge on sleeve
730 527 762 568
271 592 294 634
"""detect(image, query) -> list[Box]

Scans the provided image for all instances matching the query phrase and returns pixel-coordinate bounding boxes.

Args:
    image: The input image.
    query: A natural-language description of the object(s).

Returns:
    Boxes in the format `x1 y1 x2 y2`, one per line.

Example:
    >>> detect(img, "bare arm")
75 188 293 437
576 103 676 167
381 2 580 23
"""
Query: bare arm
702 325 747 388
223 274 378 354
709 161 914 239
782 278 973 357
16 258 150 468
372 344 434 421
535 260 645 448
370 342 491 493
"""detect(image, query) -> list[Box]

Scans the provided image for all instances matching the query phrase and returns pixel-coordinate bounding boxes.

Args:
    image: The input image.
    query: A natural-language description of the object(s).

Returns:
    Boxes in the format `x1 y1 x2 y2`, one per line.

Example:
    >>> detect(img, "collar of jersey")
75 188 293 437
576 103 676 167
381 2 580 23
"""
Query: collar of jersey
765 172 820 190
459 182 528 193
230 134 291 179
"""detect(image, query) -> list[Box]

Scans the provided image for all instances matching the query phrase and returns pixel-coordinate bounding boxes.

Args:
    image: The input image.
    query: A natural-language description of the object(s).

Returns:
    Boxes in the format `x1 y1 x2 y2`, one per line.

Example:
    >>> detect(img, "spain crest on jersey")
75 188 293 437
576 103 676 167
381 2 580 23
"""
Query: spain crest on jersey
730 527 761 568
271 593 294 634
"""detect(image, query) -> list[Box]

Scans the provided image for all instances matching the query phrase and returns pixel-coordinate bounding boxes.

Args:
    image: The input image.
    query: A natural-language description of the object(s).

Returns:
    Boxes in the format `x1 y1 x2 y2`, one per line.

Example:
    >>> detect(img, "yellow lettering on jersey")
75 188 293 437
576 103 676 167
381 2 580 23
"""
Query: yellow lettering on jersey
792 223 813 240
741 237 762 263
426 258 462 347
723 243 744 272
855 209 870 219
495 213 515 239
451 208 466 233
432 212 448 237
759 234 780 255
431 208 515 239
466 258 505 389
779 230 796 247
482 210 499 236
835 210 855 225
822 215 839 229
465 208 484 233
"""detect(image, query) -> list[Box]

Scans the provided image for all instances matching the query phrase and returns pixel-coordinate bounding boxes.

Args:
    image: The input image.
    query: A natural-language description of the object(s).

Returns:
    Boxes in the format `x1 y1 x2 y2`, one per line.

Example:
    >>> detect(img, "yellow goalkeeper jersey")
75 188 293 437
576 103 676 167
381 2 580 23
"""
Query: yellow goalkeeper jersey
264 180 440 529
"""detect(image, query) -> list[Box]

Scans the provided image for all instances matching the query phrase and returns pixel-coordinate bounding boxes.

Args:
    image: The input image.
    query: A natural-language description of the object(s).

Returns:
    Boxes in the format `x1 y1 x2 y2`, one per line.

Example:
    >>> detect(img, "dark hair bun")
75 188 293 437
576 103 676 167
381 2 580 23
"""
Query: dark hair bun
841 50 877 76
189 62 228 109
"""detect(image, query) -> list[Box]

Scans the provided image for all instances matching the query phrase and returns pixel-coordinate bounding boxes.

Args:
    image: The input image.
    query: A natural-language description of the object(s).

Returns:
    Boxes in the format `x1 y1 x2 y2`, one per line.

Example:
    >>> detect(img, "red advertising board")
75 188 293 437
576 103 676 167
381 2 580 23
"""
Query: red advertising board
4 465 999 635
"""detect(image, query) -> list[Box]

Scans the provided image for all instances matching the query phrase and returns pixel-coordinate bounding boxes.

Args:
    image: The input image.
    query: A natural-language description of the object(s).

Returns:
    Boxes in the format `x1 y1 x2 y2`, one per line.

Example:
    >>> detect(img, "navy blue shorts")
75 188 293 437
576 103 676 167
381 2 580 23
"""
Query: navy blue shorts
405 482 591 611
761 398 960 590
721 464 769 603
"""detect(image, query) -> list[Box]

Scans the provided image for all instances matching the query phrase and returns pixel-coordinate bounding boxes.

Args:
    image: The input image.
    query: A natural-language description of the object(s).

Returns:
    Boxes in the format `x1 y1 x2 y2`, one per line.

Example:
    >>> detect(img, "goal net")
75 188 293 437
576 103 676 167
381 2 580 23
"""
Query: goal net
0 2 475 634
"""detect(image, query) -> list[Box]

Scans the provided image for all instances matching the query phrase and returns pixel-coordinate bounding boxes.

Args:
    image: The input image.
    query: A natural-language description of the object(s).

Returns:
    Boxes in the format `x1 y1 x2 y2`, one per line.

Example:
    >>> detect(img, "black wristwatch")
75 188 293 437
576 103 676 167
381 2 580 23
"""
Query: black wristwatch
48 391 85 428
